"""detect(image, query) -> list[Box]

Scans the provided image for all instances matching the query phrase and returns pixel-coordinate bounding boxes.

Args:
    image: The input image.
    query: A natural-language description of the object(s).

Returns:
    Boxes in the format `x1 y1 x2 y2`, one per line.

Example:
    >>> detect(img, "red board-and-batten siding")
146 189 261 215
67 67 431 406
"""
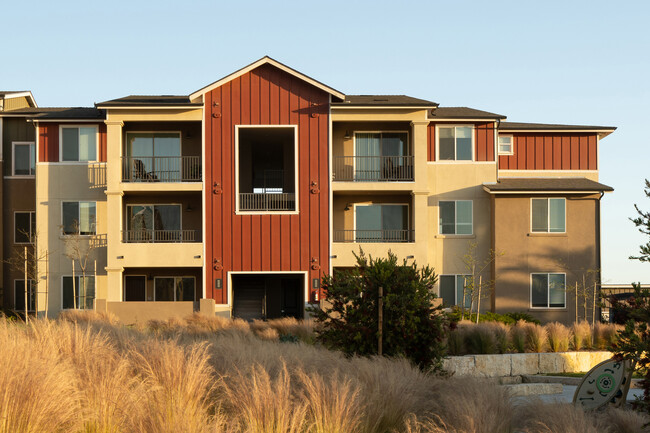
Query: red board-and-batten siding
204 63 330 304
38 123 108 162
498 133 598 170
426 122 495 162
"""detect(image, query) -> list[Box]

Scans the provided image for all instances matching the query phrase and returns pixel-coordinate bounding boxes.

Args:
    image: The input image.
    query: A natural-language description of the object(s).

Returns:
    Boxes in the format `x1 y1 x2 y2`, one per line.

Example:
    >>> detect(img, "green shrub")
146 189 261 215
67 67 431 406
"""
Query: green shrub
310 250 450 371
509 324 527 353
464 325 497 355
503 312 540 325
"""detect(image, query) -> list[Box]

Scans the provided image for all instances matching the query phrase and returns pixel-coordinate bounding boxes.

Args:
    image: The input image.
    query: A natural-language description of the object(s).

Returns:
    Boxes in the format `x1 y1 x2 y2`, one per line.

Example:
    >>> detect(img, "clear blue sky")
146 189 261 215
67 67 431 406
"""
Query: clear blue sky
4 0 649 284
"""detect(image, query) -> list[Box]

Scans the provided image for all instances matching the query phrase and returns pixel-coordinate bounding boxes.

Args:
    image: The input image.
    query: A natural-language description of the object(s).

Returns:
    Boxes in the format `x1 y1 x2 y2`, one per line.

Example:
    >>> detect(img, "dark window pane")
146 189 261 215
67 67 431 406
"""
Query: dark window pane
14 144 31 175
439 275 456 306
124 276 146 301
439 201 456 234
531 274 548 307
176 278 195 301
62 277 75 309
155 278 175 301
15 280 35 311
439 127 455 160
531 199 548 232
15 212 31 243
456 127 473 160
62 128 79 161
549 199 565 232
457 275 472 308
62 202 79 234
549 274 566 307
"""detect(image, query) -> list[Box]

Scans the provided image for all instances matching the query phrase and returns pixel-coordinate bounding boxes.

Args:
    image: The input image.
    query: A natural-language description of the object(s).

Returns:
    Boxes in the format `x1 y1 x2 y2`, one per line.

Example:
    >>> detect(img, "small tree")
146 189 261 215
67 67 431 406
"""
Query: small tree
460 241 503 323
310 249 450 371
61 220 98 310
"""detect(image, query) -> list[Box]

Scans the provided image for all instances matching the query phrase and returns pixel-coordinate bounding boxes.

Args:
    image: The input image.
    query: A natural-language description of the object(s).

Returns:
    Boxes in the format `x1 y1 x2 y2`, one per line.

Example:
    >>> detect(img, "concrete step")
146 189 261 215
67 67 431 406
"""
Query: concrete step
504 383 564 397
523 374 644 388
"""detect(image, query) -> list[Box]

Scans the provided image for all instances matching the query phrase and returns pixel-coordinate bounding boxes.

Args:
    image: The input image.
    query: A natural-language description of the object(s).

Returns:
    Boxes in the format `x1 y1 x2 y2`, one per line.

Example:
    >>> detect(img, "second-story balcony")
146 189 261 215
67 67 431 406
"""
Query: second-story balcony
122 229 198 243
122 156 201 183
239 192 296 212
334 229 414 243
333 156 414 182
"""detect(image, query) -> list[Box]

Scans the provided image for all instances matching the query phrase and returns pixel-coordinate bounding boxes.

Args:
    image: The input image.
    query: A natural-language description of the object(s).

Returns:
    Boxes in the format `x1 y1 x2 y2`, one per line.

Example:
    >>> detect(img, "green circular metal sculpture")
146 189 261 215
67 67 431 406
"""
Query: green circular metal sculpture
573 359 634 410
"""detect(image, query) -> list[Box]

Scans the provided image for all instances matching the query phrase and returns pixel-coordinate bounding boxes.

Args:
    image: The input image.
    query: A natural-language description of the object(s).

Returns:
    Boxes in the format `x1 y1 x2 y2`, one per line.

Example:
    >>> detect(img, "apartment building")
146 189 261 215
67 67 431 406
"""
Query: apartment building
2 57 615 324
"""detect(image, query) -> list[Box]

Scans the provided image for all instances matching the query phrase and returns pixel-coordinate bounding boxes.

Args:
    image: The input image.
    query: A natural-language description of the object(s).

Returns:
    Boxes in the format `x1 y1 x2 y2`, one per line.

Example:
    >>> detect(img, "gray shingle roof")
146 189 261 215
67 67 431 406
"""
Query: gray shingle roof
97 95 202 107
430 107 506 120
333 95 438 107
0 107 104 120
483 177 614 193
499 121 616 131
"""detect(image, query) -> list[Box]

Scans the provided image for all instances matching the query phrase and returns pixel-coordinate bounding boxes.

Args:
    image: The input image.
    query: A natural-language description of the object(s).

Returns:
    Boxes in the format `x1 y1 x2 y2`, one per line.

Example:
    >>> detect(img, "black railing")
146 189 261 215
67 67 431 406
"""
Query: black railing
333 229 414 243
333 156 414 181
122 156 201 182
122 229 198 243
240 193 296 211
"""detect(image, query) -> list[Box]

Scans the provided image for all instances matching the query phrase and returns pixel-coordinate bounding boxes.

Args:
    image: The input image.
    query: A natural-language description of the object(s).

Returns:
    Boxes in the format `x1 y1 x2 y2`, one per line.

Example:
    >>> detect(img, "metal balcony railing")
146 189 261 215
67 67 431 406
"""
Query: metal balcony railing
122 156 201 182
239 193 296 211
122 229 198 243
332 156 414 181
333 229 414 243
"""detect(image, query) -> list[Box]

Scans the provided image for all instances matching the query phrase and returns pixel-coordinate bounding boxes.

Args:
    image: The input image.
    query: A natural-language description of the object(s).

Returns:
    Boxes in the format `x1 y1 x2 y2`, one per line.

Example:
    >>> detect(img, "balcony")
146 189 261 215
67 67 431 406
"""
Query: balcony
333 156 414 182
333 229 414 243
239 193 296 212
122 156 201 183
122 229 198 243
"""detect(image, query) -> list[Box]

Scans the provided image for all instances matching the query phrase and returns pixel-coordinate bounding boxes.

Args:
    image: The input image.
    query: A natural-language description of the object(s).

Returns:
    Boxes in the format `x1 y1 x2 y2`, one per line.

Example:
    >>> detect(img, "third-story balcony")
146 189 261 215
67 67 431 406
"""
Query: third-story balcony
333 156 414 182
334 229 415 243
122 156 201 183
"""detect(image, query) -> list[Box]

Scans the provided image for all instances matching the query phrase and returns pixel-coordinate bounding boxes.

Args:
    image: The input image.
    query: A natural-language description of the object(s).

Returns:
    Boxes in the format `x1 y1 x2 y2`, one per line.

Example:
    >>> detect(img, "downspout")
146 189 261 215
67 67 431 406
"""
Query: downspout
596 191 604 320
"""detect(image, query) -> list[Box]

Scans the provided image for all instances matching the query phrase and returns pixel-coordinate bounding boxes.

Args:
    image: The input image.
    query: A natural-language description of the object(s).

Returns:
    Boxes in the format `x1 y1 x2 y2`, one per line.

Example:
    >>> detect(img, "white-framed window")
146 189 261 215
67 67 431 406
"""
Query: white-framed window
153 276 195 301
62 201 96 235
12 141 35 176
437 125 474 161
531 198 566 233
125 204 182 242
439 275 472 307
14 211 36 244
498 134 513 155
62 276 95 310
531 273 566 308
439 200 473 235
60 126 98 162
236 125 298 213
14 280 36 312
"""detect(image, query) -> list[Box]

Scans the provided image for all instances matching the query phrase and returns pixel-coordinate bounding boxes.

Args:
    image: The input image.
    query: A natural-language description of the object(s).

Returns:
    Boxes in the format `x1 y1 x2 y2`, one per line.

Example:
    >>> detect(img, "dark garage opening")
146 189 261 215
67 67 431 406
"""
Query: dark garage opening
231 274 304 321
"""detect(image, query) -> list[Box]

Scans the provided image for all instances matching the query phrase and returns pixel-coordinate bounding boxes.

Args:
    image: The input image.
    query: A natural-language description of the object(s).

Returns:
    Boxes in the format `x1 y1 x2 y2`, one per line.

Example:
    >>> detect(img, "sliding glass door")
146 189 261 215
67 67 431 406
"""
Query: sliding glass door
355 132 408 181
355 204 409 242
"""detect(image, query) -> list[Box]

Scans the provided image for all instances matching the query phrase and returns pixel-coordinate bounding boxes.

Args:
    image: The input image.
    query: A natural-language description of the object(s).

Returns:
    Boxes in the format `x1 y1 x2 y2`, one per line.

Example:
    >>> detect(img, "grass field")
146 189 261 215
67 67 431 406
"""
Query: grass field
0 311 647 433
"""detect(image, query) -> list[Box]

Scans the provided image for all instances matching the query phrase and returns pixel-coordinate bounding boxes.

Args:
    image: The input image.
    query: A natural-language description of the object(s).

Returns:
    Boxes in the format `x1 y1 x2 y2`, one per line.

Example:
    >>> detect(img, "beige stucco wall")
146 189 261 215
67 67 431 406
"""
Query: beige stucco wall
492 194 600 324
36 163 108 317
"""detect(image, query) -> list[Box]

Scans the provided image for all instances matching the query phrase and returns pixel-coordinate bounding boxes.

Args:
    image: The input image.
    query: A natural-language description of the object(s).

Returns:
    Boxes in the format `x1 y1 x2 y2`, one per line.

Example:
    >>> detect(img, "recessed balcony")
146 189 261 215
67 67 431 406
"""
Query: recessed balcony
333 155 414 182
121 156 201 183
333 229 414 243
122 229 198 243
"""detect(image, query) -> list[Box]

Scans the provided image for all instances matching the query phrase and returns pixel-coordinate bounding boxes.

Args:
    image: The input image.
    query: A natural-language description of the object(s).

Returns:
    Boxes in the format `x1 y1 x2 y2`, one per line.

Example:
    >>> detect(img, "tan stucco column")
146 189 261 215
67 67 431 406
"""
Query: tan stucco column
410 120 430 266
105 120 124 302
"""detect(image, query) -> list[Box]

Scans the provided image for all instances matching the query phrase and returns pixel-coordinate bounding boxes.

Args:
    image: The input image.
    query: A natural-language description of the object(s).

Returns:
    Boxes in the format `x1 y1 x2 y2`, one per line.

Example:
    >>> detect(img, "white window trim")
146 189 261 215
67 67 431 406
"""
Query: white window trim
60 275 96 311
352 202 411 241
497 134 514 156
14 210 35 244
234 125 299 215
14 279 36 312
61 200 97 236
11 141 36 177
438 274 471 307
530 272 567 309
435 124 475 162
530 197 566 234
59 125 99 163
153 276 196 302
123 275 148 302
438 200 473 235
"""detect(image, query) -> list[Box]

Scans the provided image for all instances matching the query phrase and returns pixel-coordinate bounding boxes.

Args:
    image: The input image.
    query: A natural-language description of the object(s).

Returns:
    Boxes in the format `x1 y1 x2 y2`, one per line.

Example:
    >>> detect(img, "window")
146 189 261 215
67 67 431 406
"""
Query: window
438 126 473 161
355 204 410 242
498 134 513 155
61 126 97 161
125 132 182 182
154 276 195 301
531 273 566 308
124 275 147 301
14 280 36 312
12 142 35 176
126 204 181 242
62 201 96 235
531 198 565 233
439 275 471 307
62 276 95 310
237 126 297 212
439 200 473 235
354 132 411 181
15 211 36 244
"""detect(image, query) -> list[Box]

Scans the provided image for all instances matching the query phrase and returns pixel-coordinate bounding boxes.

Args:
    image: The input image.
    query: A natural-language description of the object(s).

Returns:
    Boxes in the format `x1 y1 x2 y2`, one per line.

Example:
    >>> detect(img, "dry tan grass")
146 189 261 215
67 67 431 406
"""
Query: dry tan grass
571 321 591 351
545 322 571 352
0 313 643 433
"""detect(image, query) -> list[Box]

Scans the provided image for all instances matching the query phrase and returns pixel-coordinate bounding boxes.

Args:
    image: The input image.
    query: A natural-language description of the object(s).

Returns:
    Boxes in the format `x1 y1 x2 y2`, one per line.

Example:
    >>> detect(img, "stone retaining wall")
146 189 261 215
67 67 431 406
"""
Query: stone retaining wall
443 351 612 377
